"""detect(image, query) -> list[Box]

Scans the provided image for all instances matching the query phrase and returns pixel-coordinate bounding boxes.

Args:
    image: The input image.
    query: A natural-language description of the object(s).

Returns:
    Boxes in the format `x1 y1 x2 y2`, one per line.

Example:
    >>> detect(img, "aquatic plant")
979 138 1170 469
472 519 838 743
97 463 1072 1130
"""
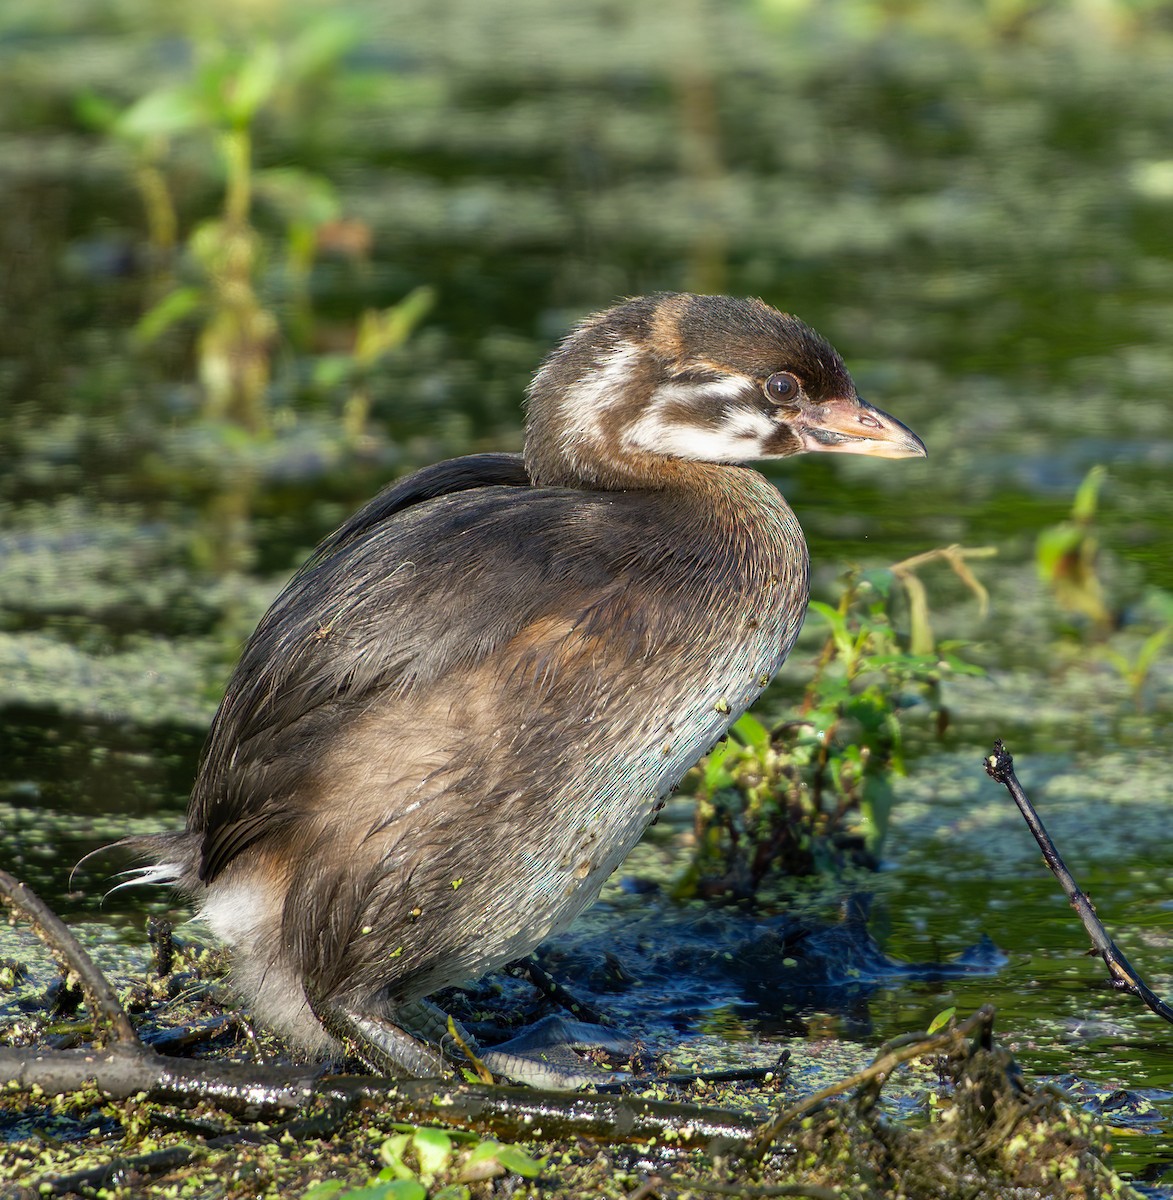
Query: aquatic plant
1099 623 1171 714
118 34 340 432
681 546 991 898
78 18 432 444
1036 465 1172 710
302 1128 544 1200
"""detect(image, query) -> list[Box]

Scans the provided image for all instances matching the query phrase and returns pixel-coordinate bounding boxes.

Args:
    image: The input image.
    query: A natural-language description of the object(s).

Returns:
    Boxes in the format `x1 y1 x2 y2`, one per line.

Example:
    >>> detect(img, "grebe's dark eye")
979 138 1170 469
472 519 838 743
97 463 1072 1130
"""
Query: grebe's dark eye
764 372 800 404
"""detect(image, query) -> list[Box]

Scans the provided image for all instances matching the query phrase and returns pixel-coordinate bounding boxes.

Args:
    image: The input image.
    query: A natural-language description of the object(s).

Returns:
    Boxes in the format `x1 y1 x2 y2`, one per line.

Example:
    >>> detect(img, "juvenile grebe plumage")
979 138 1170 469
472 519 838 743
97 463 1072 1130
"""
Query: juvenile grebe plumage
135 293 925 1079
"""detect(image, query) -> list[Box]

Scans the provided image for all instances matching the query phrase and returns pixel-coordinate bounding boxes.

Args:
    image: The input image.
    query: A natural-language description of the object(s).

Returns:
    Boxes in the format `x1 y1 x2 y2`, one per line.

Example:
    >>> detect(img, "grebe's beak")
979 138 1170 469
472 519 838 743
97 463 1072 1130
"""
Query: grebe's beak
794 396 927 460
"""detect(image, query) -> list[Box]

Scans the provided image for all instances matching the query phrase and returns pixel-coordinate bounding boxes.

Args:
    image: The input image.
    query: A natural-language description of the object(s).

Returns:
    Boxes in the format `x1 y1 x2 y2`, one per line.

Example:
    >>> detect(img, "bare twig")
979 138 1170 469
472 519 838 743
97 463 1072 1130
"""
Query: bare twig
33 1093 364 1196
0 868 138 1047
984 739 1173 1025
0 1044 316 1113
36 1145 201 1198
625 1173 839 1200
507 954 608 1024
671 1184 840 1199
0 1041 759 1146
890 544 996 654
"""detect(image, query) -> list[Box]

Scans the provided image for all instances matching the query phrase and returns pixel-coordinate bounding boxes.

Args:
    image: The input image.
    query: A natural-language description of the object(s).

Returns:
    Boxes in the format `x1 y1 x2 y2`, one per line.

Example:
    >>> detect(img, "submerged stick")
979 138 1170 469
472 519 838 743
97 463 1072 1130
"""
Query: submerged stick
0 1042 758 1146
984 739 1173 1026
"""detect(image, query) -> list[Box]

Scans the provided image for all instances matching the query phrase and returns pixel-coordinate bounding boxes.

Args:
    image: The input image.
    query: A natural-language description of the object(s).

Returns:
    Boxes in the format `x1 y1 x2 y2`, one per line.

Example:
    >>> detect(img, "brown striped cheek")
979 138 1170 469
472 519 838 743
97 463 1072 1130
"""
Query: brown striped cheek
762 426 803 457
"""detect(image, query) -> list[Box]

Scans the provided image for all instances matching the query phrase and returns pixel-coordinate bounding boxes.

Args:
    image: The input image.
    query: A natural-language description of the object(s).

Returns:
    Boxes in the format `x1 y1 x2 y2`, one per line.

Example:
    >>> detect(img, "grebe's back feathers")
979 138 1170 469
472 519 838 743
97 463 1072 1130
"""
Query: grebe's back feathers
313 452 531 560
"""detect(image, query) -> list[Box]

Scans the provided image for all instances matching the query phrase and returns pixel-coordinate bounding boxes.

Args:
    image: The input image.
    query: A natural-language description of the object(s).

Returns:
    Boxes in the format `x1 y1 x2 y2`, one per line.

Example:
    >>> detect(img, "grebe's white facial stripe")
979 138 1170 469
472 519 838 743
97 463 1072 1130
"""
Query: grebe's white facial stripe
648 375 751 406
566 340 642 420
553 339 643 468
624 403 775 462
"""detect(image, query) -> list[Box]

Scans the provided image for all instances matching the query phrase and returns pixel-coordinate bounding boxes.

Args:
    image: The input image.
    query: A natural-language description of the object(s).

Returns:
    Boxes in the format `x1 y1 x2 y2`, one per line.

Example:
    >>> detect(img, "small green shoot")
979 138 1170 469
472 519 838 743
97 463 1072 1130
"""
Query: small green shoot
302 1129 544 1199
1098 625 1171 712
1036 465 1111 628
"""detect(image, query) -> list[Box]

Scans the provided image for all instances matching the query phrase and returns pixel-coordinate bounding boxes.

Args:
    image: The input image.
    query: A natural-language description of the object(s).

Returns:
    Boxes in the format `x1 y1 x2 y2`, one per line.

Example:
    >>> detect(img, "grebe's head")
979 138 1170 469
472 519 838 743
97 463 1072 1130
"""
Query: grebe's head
524 293 925 490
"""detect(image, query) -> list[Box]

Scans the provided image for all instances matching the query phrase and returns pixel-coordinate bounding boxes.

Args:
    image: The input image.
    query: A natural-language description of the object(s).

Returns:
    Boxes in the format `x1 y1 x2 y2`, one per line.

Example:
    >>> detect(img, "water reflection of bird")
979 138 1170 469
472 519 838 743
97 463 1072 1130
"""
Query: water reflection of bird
131 293 925 1080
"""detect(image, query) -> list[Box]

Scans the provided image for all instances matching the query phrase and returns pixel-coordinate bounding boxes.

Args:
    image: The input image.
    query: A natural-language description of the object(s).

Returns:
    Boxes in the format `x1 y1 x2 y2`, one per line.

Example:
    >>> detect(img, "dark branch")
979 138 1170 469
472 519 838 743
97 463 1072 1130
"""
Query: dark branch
984 739 1173 1025
0 866 758 1153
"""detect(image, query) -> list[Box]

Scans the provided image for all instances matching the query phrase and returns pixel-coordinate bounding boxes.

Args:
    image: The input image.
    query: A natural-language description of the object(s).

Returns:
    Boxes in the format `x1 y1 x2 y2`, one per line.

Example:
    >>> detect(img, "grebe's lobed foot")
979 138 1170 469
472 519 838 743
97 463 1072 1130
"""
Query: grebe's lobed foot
311 998 454 1079
480 1014 634 1089
314 992 632 1088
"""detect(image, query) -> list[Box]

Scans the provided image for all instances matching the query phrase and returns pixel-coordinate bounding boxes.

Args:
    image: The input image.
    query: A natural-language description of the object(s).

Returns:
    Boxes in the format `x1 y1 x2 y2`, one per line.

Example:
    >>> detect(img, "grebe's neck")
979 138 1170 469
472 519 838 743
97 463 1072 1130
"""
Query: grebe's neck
524 336 662 490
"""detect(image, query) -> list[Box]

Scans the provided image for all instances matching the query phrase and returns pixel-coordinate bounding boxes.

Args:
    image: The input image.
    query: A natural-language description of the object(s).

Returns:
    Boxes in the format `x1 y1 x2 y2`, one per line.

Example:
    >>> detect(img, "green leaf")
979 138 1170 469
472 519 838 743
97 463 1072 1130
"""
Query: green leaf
134 286 203 344
288 14 361 78
859 773 895 853
858 568 895 598
303 1184 346 1200
386 1186 427 1200
807 599 844 635
810 677 850 708
464 1141 502 1166
864 653 937 670
702 740 737 792
118 86 204 138
1071 464 1105 523
1035 523 1081 581
355 287 436 364
313 353 357 390
256 167 340 226
492 1144 546 1178
461 1140 545 1182
339 1183 426 1200
432 1186 472 1200
940 653 986 677
731 712 770 753
225 43 281 126
927 1007 956 1035
1135 626 1171 676
412 1127 453 1182
378 1134 413 1179
75 90 120 133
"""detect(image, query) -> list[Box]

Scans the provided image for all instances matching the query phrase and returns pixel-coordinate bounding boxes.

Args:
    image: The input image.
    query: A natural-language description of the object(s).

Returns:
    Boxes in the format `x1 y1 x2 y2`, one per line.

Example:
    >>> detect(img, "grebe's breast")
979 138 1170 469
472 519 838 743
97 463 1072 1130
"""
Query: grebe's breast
530 466 808 911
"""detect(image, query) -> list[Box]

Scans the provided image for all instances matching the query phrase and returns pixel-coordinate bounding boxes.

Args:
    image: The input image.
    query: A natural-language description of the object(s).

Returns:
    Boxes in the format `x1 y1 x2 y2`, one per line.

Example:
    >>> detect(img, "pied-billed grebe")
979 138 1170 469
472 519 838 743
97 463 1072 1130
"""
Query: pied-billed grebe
131 293 925 1078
